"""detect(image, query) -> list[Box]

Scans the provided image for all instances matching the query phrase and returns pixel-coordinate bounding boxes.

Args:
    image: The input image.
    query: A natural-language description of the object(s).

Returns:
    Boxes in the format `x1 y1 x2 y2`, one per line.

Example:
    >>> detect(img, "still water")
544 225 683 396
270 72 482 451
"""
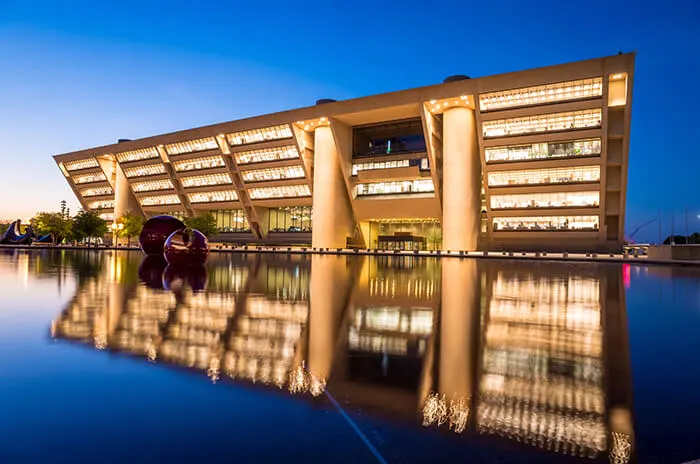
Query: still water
1 250 699 463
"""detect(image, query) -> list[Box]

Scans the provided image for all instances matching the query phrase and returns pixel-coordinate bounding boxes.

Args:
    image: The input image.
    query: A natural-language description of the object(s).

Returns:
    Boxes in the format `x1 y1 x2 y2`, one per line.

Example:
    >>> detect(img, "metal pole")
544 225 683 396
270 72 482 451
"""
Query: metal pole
685 207 688 244
659 210 662 245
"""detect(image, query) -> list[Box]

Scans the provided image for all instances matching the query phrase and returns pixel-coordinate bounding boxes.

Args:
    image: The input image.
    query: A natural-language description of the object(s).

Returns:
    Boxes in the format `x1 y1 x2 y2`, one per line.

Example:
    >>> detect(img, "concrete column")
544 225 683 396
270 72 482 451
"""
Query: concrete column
312 126 354 248
439 259 479 406
114 165 141 219
442 107 480 251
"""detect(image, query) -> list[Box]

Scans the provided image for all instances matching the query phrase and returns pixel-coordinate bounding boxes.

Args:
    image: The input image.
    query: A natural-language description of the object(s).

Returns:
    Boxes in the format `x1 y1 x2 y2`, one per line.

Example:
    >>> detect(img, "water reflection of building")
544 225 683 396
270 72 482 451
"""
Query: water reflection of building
51 253 634 462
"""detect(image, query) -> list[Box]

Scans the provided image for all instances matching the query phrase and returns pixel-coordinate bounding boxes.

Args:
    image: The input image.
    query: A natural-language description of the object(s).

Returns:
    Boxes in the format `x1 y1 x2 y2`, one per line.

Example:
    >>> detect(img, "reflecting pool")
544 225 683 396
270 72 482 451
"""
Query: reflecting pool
1 250 700 463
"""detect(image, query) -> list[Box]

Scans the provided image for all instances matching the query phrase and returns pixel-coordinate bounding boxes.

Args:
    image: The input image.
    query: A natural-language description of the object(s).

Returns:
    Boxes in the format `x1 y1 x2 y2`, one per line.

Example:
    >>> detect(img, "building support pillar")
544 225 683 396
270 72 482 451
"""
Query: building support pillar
312 126 354 248
442 107 480 251
114 164 142 219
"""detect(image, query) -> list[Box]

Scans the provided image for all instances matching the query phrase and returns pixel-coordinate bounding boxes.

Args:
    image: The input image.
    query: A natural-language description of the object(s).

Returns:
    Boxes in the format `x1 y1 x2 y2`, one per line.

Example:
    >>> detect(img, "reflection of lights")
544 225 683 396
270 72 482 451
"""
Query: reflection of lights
50 320 57 338
145 338 157 362
208 356 221 383
448 397 470 433
423 393 470 433
609 432 632 464
94 331 107 350
422 393 448 427
288 363 326 397
622 264 631 289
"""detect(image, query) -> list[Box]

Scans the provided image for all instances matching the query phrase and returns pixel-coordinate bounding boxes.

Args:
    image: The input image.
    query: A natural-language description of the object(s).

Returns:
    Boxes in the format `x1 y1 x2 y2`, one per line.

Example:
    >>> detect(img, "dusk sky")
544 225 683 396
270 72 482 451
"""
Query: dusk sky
1 0 698 242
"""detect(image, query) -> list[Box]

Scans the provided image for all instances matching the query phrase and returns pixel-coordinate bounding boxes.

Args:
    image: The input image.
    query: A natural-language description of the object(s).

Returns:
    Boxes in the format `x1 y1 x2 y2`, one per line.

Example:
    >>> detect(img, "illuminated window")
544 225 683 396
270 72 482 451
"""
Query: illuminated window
188 190 238 203
72 172 107 184
490 191 600 210
487 166 600 187
268 206 312 232
180 173 232 188
485 139 601 163
172 155 226 172
140 194 181 206
165 137 218 155
123 163 166 178
248 184 311 199
99 213 114 221
351 158 430 175
479 78 603 111
482 109 601 138
80 186 113 197
132 179 174 192
88 199 115 209
234 145 299 165
212 209 249 232
356 179 435 196
64 158 99 171
115 147 159 163
492 215 599 231
241 166 305 182
227 125 293 146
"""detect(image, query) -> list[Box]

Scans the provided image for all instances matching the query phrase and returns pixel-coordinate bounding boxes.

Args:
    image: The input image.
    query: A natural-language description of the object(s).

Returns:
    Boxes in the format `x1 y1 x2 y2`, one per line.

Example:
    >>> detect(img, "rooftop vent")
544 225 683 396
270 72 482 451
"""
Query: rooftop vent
443 75 471 83
117 139 132 143
315 98 337 105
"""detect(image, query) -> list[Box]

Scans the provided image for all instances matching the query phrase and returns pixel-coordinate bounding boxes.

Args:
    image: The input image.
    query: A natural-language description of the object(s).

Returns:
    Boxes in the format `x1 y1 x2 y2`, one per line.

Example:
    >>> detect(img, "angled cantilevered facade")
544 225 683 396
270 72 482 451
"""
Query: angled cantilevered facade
54 53 634 252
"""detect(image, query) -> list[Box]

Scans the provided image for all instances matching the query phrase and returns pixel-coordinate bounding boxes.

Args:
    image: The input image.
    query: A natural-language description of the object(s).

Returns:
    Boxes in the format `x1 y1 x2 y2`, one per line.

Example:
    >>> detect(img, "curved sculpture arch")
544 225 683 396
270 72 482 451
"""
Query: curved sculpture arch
0 220 34 245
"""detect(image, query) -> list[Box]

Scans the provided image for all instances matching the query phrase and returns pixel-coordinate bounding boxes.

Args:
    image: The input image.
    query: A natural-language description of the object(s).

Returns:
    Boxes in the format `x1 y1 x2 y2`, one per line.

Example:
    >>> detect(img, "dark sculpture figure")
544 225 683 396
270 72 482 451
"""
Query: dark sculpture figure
138 215 185 256
0 220 34 245
137 255 168 289
163 228 209 266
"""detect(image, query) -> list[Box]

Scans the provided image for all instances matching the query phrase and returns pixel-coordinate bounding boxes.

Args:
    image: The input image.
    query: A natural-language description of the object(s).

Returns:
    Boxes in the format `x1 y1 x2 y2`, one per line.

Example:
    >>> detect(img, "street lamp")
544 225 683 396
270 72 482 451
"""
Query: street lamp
111 222 124 247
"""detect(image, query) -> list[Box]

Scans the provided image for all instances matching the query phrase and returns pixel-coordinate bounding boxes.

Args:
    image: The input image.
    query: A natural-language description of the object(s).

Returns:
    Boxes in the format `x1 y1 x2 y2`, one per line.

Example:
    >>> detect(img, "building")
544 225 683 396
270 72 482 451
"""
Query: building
54 53 634 252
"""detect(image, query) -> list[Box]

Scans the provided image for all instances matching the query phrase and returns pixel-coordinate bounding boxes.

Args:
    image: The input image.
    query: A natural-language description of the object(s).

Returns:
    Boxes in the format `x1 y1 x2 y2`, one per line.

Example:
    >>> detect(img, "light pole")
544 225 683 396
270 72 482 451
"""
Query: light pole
111 222 124 247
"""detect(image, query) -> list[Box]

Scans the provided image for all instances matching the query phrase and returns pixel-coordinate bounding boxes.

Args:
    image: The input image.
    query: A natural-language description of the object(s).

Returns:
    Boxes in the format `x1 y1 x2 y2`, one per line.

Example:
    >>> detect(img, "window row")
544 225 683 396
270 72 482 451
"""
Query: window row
123 163 166 178
172 155 226 172
492 215 599 232
132 179 174 192
351 158 429 175
490 191 600 210
212 209 249 232
72 172 107 184
234 145 299 165
140 194 181 206
165 137 218 155
487 165 600 187
88 199 115 209
99 213 114 221
64 158 99 171
356 179 435 196
268 206 312 233
485 139 601 163
181 172 232 188
248 184 311 199
227 124 293 146
116 147 159 163
241 165 305 183
80 186 113 197
482 109 602 138
188 190 238 203
479 77 603 111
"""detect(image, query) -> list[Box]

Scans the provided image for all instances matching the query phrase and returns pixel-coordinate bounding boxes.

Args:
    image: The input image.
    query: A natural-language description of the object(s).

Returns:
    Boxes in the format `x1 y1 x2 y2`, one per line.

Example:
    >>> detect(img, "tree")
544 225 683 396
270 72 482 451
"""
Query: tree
34 212 72 244
184 212 219 237
72 210 108 244
0 221 9 235
117 212 145 246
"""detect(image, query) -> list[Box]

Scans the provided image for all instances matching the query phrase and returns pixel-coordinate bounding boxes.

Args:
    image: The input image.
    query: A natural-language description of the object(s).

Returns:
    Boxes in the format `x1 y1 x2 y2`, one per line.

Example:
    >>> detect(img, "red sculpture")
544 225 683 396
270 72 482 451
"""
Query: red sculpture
138 215 185 256
163 227 209 266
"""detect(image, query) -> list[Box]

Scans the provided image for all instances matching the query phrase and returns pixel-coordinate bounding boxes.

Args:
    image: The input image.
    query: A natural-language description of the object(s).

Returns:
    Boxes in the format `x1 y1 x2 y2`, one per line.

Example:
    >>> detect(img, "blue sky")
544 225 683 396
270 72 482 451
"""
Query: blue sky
0 0 698 242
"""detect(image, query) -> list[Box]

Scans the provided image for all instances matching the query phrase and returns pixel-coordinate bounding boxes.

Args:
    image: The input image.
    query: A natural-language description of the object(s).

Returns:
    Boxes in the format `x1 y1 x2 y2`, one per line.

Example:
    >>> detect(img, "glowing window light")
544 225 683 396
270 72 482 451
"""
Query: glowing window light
490 191 600 210
172 155 226 172
234 145 299 165
479 77 603 111
115 147 160 163
140 194 181 206
123 163 166 178
352 159 410 175
72 172 107 184
487 165 600 187
485 138 601 163
165 137 218 155
227 124 293 146
248 184 311 199
492 215 599 232
131 179 174 192
241 165 305 182
356 179 435 196
88 199 115 209
180 173 232 188
482 109 602 138
80 186 113 197
64 158 99 171
188 190 239 203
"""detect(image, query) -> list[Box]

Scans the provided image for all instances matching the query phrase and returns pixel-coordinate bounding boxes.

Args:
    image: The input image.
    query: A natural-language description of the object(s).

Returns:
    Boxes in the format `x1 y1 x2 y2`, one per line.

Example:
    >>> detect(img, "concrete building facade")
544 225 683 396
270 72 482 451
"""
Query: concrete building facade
54 53 634 252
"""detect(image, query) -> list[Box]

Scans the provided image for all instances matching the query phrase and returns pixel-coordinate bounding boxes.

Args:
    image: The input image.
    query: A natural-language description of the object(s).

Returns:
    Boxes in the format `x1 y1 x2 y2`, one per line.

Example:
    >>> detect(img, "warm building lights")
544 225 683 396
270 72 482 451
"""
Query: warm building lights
140 194 181 206
241 165 305 182
248 184 311 199
492 215 599 231
482 109 602 138
479 77 603 111
188 190 239 203
490 191 600 210
227 125 293 146
485 139 601 163
115 147 160 163
64 158 99 171
72 172 107 184
88 199 115 209
356 179 435 196
123 163 167 178
180 173 232 188
131 179 174 192
487 165 600 187
172 155 226 172
80 186 113 197
165 137 219 155
234 145 299 165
